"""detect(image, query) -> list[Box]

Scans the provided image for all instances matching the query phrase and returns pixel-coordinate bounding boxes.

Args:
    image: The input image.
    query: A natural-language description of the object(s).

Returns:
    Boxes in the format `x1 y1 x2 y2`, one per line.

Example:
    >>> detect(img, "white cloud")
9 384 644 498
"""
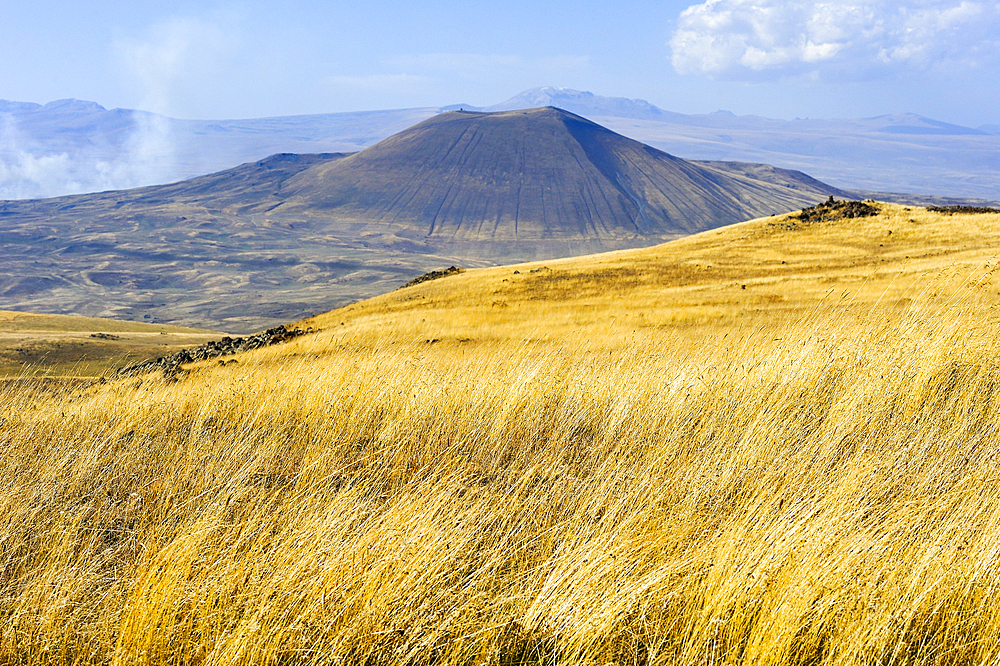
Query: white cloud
670 0 1000 80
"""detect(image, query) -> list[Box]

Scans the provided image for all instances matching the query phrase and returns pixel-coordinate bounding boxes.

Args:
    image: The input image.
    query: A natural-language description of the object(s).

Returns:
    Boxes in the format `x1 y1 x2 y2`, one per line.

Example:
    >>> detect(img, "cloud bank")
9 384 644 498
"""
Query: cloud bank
670 0 1000 80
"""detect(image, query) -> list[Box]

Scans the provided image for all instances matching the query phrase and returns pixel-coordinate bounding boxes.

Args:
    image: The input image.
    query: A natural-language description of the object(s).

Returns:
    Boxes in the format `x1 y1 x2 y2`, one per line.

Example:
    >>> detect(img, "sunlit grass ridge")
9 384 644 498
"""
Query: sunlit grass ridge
3 204 1000 663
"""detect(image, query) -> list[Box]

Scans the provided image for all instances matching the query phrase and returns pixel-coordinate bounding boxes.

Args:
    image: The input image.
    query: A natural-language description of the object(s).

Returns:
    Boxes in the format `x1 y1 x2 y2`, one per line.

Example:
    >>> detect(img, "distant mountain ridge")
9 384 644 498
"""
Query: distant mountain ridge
481 87 686 121
2 88 999 200
480 89 992 137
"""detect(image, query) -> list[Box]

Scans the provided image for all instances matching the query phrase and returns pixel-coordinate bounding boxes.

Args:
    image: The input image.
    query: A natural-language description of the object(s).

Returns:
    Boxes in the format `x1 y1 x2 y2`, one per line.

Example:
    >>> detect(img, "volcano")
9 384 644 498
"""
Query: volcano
274 107 842 245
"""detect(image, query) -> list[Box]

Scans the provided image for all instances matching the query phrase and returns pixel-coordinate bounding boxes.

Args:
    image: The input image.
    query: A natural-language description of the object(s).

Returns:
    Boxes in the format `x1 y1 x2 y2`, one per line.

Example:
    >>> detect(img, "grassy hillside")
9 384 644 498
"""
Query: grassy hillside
2 203 1000 664
305 202 1000 347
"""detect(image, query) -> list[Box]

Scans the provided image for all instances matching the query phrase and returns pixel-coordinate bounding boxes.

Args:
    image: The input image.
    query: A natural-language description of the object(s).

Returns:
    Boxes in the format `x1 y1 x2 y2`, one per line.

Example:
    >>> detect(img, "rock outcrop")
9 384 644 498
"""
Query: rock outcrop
117 325 311 378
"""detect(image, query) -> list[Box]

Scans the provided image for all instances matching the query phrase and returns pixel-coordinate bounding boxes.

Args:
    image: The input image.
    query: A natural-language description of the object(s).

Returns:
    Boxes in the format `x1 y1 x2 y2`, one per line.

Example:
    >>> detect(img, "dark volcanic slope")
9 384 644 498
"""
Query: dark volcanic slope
279 108 843 241
0 107 843 331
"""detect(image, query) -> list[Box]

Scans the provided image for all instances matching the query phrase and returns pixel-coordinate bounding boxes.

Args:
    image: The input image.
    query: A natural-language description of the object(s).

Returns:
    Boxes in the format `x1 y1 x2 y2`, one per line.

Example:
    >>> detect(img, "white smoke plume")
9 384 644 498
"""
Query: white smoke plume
0 108 180 201
0 114 80 200
0 15 238 200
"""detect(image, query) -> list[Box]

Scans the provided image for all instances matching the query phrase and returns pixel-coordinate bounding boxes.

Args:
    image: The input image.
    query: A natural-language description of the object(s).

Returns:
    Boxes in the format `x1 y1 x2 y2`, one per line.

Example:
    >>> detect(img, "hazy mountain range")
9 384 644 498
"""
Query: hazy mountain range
0 108 839 332
2 88 999 201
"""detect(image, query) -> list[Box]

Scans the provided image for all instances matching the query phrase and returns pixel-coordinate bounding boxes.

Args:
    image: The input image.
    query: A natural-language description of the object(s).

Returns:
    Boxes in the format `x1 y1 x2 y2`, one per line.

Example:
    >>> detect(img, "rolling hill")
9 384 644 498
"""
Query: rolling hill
0 107 840 331
4 203 1000 663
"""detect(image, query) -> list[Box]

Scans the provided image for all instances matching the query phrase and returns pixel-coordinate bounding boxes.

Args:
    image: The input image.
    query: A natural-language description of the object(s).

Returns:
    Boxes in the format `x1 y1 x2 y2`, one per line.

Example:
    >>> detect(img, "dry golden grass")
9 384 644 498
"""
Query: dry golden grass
309 203 1000 349
3 203 1000 664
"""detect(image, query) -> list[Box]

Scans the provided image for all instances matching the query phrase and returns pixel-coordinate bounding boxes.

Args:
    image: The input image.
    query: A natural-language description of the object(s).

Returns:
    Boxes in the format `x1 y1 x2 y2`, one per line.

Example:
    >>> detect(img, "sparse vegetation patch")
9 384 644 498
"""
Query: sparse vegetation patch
927 205 1000 214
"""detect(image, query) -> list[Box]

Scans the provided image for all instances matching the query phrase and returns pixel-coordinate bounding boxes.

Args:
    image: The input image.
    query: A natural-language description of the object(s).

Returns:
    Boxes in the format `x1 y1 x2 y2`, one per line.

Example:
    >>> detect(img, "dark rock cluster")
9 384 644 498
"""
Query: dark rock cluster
398 266 465 290
794 196 880 224
117 325 311 378
927 205 1000 215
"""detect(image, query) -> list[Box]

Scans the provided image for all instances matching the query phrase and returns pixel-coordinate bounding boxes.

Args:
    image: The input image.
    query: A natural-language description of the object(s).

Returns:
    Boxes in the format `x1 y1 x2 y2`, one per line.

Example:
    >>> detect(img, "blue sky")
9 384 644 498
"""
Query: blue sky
2 0 998 126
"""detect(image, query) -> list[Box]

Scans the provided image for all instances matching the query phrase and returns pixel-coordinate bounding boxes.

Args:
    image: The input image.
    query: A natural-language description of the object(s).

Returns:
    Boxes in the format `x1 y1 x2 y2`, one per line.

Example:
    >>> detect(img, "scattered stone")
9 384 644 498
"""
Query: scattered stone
90 332 121 340
398 266 465 290
116 325 312 378
927 205 1000 215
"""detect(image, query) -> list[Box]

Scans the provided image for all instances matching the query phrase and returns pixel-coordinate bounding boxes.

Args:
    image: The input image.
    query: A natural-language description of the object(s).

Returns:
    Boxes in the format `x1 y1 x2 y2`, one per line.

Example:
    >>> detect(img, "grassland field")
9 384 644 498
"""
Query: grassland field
3 202 1000 664
0 311 220 379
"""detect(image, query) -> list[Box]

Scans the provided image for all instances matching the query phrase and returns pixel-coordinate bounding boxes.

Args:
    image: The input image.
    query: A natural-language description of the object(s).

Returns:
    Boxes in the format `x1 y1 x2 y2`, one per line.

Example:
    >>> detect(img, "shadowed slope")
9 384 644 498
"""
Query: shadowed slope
281 107 843 240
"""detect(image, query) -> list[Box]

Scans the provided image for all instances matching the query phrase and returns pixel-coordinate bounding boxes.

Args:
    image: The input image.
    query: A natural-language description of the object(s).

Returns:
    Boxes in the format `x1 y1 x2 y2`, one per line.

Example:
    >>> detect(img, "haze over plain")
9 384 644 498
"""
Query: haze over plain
4 89 1000 201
